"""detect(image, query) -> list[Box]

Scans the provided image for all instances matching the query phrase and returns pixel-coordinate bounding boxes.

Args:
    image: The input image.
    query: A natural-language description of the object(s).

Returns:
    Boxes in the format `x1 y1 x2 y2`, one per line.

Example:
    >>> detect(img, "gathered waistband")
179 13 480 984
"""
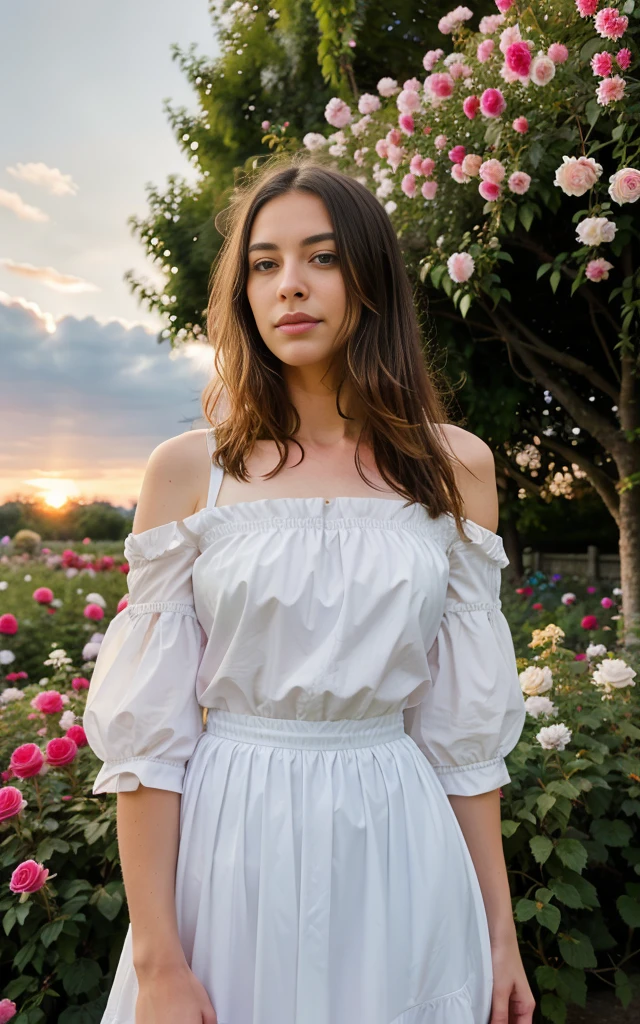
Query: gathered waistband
204 709 406 750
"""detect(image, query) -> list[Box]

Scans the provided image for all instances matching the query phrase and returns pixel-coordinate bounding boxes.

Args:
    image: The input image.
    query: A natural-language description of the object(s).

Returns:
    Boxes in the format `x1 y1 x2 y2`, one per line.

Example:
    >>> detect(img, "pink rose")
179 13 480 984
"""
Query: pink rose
31 690 64 714
594 8 628 40
421 180 438 200
616 48 632 70
495 0 513 11
9 858 49 894
477 39 495 62
425 73 454 100
512 116 529 133
479 159 506 183
479 14 505 34
397 88 421 114
358 93 381 114
0 613 18 635
585 258 614 281
451 164 470 184
33 587 54 604
591 51 613 76
66 724 88 747
447 252 475 283
576 0 598 14
421 157 436 176
461 154 483 177
375 138 389 159
581 615 599 630
574 652 587 660
387 143 405 172
587 586 597 594
46 736 78 767
398 113 415 135
0 786 27 822
547 43 568 63
71 675 90 690
403 78 422 92
499 25 521 54
601 597 615 609
530 55 556 86
508 171 531 194
386 128 402 146
377 77 399 97
463 94 480 119
261 120 270 131
449 62 472 80
479 180 502 201
596 75 626 105
324 97 352 128
554 155 603 196
608 167 640 204
480 88 506 117
422 50 444 72
401 173 417 197
0 999 17 1023
410 153 425 175
84 603 105 621
448 145 466 164
434 134 448 150
505 42 532 77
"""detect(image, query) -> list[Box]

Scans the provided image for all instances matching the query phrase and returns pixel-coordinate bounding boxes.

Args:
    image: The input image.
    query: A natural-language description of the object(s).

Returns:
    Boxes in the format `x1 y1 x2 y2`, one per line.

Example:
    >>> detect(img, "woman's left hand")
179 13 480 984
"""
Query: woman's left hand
489 935 536 1023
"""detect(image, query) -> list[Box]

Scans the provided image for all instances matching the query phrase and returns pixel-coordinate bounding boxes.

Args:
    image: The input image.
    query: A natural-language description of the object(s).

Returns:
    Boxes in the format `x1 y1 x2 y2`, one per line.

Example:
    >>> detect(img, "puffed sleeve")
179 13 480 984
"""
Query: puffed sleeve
404 518 526 797
83 519 207 795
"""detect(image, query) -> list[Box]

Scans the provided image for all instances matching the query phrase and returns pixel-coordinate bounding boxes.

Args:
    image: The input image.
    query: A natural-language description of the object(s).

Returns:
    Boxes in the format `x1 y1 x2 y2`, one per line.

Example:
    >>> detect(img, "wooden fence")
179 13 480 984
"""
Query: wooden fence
521 546 620 584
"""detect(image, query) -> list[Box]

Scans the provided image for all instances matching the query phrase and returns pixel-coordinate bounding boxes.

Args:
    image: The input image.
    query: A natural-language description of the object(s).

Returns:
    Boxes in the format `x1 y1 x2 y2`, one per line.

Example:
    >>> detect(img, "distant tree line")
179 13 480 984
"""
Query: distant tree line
0 501 134 543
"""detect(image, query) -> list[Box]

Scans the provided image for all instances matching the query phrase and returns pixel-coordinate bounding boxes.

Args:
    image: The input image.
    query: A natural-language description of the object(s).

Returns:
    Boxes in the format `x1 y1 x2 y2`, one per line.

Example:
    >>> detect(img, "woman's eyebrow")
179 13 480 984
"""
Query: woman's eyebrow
247 232 335 254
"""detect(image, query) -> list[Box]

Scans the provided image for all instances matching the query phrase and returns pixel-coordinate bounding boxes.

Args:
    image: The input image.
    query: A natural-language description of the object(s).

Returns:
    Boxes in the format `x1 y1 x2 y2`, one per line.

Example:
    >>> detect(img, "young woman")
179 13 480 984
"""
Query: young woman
84 156 533 1024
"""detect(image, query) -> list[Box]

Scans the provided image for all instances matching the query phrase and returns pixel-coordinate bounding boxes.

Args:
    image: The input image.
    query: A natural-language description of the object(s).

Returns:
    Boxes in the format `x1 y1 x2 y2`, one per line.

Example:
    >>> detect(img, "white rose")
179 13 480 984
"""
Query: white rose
576 216 617 246
0 649 16 665
0 687 25 705
0 581 8 590
303 133 327 151
592 658 637 691
524 696 559 719
519 665 553 696
537 723 572 751
561 592 576 605
59 710 77 730
586 643 607 659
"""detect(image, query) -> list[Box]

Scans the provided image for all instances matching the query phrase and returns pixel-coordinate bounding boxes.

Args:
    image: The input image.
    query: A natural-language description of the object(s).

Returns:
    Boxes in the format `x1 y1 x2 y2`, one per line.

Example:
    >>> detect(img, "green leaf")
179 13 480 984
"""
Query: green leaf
13 939 37 973
530 835 554 864
558 929 597 969
535 965 558 991
537 902 562 934
555 966 587 1008
84 820 110 845
580 37 604 63
536 263 552 280
550 270 561 294
585 99 601 127
616 895 640 927
60 958 103 997
40 918 64 947
501 819 520 838
547 779 580 800
548 880 584 909
2 906 17 936
459 293 472 319
502 205 517 233
94 886 123 922
611 123 625 140
555 839 588 873
529 141 544 170
537 794 557 819
495 251 514 263
615 968 634 1009
430 265 447 289
515 898 538 921
540 992 567 1023
590 818 633 847
519 204 535 232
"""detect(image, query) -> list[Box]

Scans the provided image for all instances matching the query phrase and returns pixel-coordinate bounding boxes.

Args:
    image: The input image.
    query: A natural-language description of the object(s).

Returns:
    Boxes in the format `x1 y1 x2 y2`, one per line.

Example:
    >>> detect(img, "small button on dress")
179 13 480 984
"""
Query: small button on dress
84 427 526 1024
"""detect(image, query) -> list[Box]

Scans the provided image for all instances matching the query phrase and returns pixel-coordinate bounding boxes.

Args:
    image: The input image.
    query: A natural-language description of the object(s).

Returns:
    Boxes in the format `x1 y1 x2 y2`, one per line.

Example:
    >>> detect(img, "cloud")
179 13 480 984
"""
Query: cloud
6 162 79 197
0 188 49 222
0 258 100 294
0 292 214 506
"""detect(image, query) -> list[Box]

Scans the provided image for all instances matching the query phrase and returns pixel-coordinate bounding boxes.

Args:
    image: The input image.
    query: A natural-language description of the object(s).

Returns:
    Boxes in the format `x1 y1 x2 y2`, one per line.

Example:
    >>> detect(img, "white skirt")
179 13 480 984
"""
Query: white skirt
101 711 494 1024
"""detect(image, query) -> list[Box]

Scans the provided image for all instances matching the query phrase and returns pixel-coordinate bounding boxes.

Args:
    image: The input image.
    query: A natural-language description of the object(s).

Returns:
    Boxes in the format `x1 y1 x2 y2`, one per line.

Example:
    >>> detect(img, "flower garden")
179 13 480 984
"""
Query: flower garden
0 528 638 1021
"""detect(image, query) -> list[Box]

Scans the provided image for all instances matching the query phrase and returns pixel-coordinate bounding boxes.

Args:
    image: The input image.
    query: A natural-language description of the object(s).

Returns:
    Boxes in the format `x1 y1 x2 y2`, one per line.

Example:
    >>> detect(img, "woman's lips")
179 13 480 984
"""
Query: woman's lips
276 320 321 335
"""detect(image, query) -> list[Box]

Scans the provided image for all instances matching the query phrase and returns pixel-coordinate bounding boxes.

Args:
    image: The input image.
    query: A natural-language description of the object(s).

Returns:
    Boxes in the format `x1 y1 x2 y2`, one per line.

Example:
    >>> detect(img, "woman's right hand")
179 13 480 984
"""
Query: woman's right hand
135 960 218 1024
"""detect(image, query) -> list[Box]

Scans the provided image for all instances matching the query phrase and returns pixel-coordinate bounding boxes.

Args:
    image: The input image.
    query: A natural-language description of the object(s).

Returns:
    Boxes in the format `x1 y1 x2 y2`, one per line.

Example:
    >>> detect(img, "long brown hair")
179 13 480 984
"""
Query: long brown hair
201 152 472 536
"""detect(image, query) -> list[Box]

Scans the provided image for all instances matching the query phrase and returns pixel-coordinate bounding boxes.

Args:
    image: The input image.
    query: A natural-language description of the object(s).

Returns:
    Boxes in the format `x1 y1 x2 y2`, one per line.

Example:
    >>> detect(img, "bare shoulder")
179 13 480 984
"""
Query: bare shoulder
132 428 211 535
438 424 499 533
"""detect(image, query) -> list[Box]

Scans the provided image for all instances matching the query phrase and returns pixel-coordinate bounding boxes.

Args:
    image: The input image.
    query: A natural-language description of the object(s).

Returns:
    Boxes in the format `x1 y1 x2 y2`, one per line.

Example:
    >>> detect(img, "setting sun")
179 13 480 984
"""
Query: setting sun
25 477 80 508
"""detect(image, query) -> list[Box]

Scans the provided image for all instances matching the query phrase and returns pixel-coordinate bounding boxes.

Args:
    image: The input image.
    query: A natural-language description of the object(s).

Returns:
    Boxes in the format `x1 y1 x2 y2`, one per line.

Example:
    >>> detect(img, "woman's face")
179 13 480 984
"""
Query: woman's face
245 191 348 371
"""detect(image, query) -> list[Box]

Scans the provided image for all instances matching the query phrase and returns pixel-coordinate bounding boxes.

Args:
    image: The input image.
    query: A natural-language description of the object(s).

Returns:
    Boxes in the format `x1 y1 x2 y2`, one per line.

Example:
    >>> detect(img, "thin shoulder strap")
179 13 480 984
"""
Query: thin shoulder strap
205 428 224 508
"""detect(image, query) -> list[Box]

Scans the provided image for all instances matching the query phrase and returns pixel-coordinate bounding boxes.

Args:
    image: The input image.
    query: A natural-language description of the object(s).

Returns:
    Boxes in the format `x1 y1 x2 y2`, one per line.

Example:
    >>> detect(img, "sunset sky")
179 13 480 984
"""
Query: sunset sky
1 0 218 509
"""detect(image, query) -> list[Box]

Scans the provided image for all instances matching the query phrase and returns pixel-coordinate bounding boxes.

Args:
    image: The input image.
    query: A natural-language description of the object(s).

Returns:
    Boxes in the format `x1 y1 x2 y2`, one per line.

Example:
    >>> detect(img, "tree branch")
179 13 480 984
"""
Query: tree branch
528 427 620 523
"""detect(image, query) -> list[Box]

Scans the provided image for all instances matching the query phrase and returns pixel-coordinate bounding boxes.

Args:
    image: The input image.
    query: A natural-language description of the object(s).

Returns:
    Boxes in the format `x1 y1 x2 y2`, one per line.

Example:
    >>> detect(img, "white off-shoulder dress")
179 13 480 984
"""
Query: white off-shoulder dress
83 428 526 1024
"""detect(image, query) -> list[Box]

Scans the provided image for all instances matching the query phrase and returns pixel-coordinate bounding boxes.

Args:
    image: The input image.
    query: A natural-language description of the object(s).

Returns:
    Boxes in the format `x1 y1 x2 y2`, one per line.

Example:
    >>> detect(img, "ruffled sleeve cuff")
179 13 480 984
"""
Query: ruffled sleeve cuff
92 756 187 795
431 755 512 797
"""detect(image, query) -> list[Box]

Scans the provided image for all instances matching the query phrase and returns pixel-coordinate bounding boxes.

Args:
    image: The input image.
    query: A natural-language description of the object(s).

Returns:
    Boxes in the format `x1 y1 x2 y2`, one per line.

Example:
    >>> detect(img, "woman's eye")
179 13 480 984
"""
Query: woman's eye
312 252 338 265
252 252 338 272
